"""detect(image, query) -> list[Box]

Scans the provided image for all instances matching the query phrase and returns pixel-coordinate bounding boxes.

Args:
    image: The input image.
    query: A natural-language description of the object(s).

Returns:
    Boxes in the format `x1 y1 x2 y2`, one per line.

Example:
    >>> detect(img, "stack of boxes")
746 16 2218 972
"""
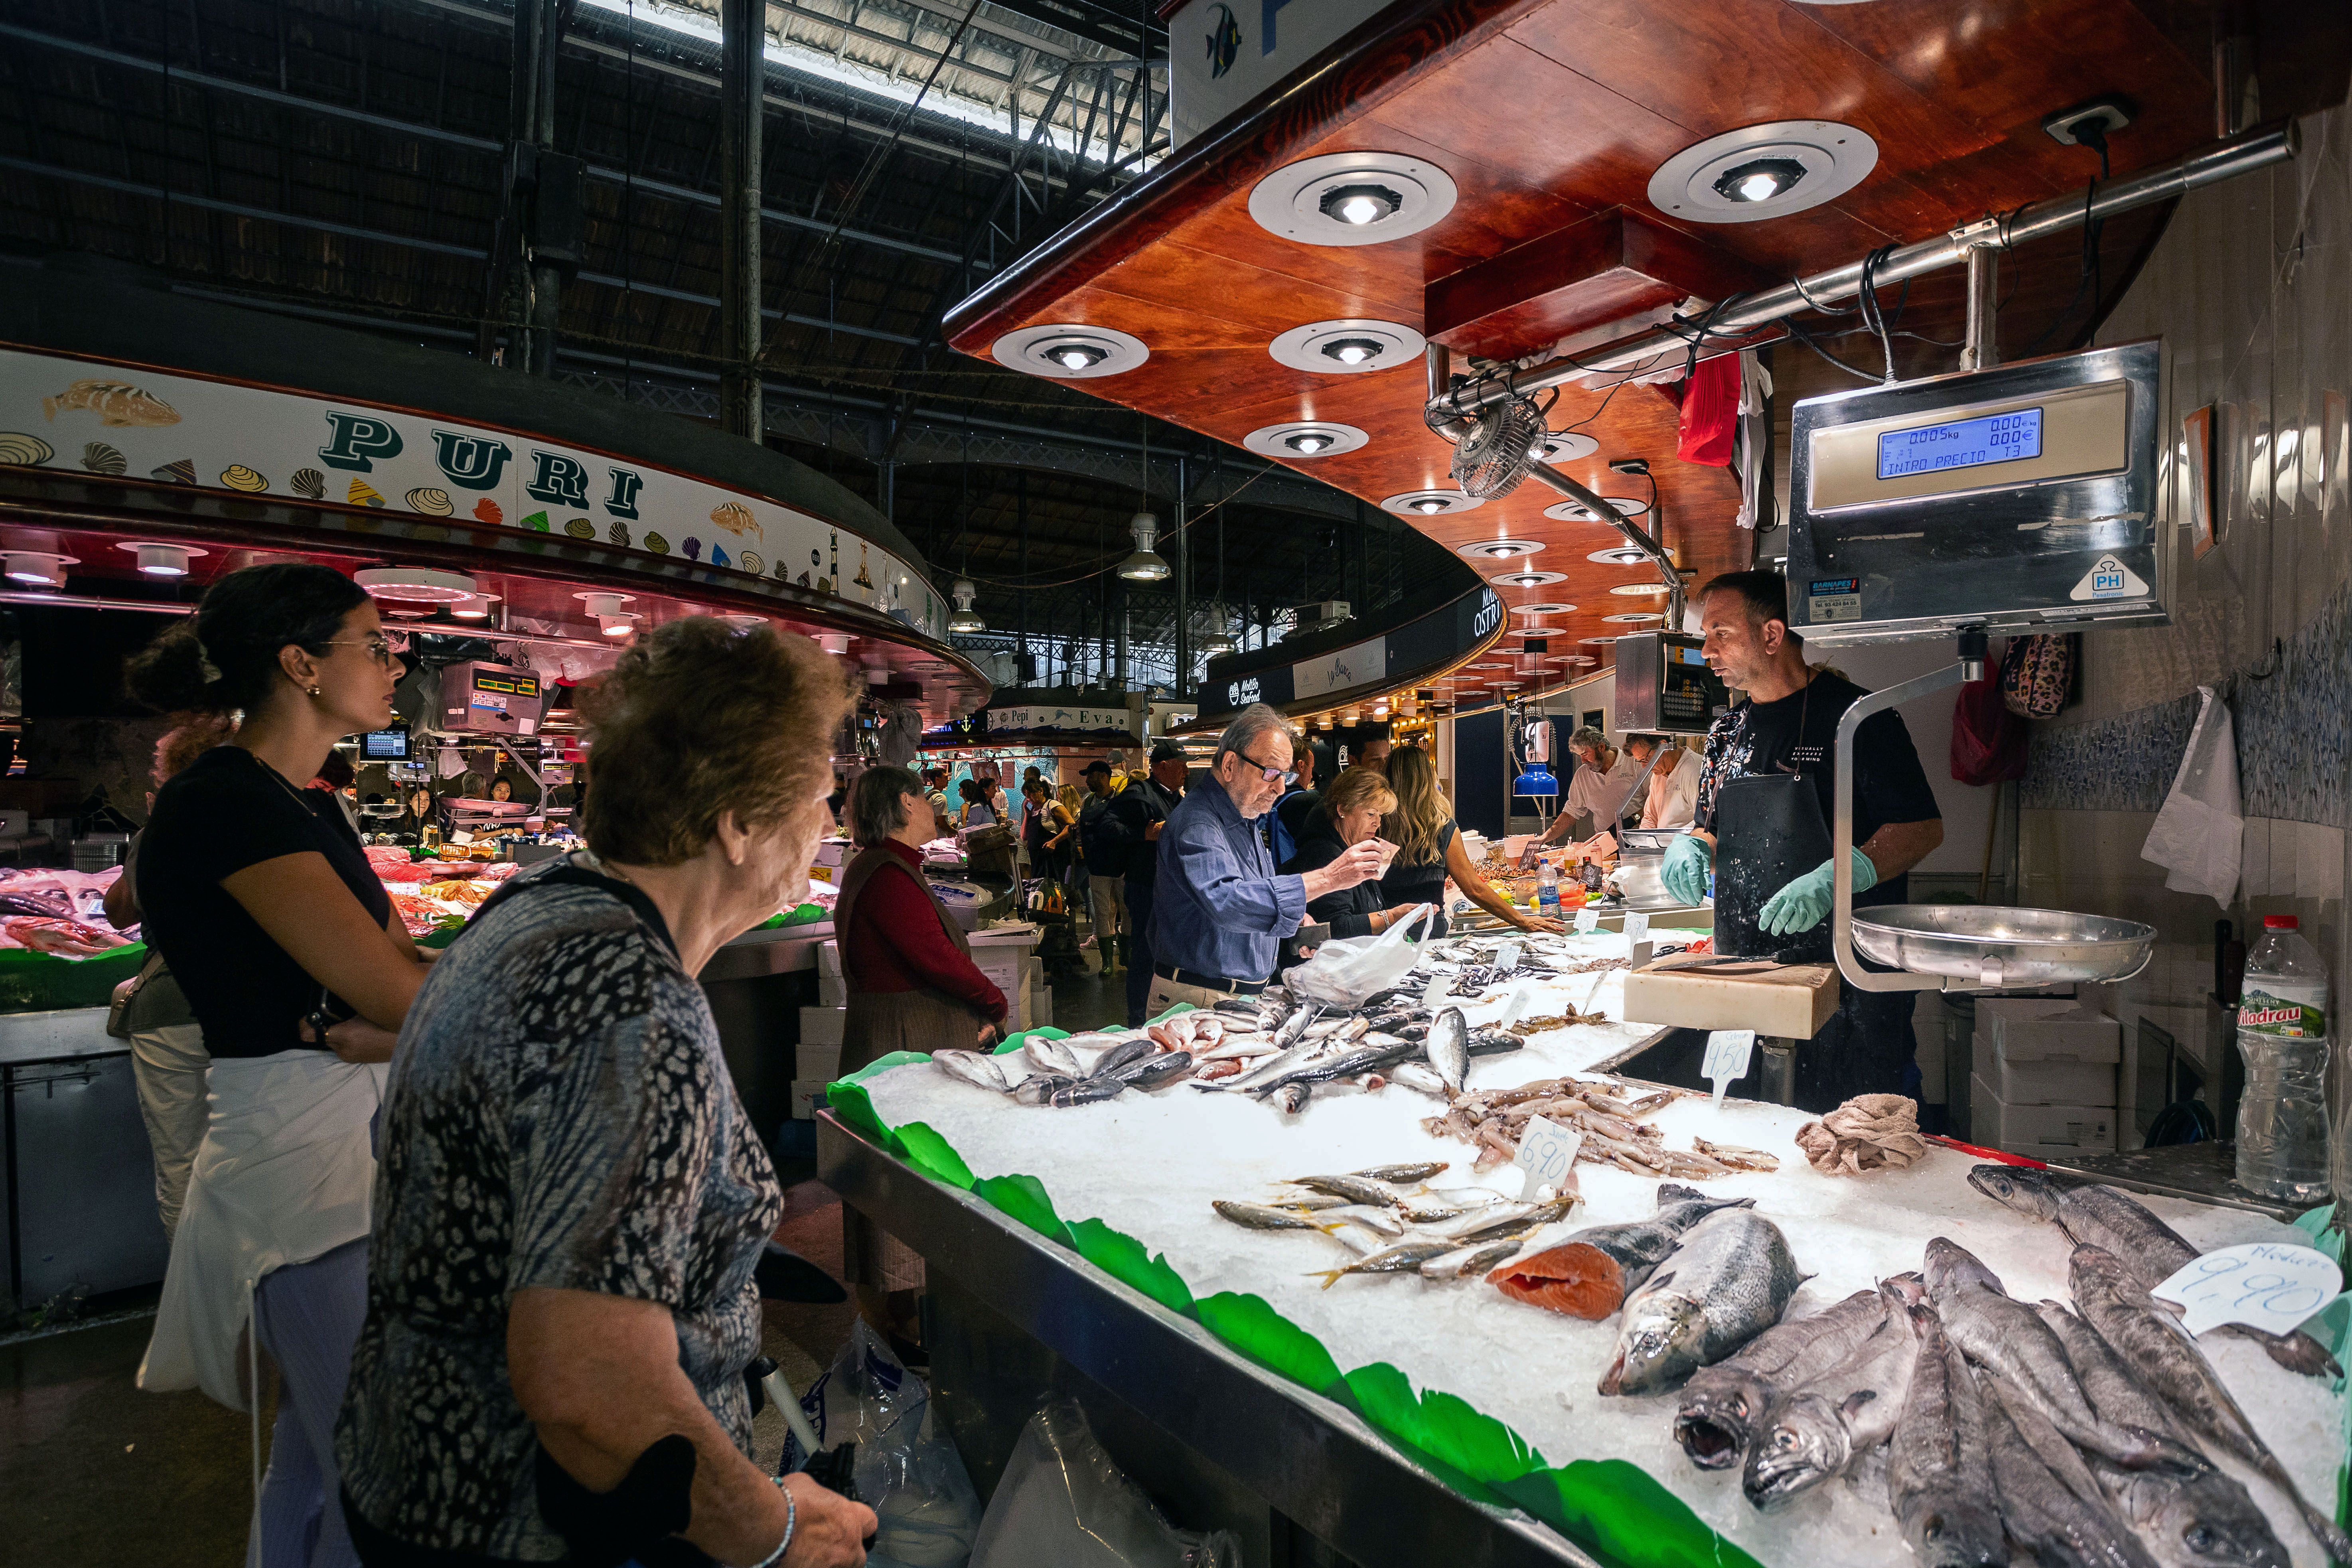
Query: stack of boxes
1968 998 2120 1159
795 931 1049 1119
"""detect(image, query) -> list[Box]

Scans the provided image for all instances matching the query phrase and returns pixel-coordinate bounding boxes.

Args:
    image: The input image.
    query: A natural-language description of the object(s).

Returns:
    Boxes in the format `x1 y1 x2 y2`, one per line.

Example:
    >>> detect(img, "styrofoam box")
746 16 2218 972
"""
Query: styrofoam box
1986 1052 2116 1108
817 939 844 974
1971 1073 2116 1154
818 969 847 1008
799 1006 845 1047
1991 1004 2120 1064
789 1079 827 1121
797 1041 843 1084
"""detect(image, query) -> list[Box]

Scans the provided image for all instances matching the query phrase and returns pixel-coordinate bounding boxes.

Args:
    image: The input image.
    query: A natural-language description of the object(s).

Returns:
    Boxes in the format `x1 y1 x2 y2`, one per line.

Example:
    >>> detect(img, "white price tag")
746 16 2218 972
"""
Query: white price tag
1623 910 1651 942
1496 982 1535 1030
1421 972 1450 1010
1574 908 1600 935
2151 1243 2343 1336
1494 940 1523 973
1703 1029 1757 1110
1515 1114 1584 1190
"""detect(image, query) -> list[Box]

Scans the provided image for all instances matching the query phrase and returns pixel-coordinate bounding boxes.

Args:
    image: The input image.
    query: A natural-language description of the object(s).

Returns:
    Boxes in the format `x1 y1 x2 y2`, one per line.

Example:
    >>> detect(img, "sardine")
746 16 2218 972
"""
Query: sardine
1273 1081 1310 1115
1212 1200 1329 1232
1983 1375 2164 1568
1263 1189 1350 1212
1970 1164 2341 1379
932 1048 1011 1093
1326 1221 1391 1255
1420 1237 1527 1281
1351 1160 1450 1185
1309 1238 1459 1288
1925 1237 2198 1473
1425 1186 1506 1209
1600 1209 1803 1396
2068 1245 2352 1563
1429 1195 1578 1243
1888 1304 2007 1568
1025 1036 1082 1076
1287 1174 1400 1207
1319 1204 1407 1237
1490 1183 1753 1321
1743 1291 1925 1508
1675 1286 1902 1469
1426 1006 1469 1096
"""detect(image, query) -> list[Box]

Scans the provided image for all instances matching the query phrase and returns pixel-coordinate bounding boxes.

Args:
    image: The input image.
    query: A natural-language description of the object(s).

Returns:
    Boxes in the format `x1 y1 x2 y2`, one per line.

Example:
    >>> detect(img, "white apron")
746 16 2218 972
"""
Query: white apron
138 1048 386 1411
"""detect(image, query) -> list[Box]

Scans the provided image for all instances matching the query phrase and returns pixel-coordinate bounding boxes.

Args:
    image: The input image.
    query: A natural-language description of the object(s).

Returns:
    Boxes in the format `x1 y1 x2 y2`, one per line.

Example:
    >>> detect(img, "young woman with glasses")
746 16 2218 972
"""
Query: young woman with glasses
126 563 434 1568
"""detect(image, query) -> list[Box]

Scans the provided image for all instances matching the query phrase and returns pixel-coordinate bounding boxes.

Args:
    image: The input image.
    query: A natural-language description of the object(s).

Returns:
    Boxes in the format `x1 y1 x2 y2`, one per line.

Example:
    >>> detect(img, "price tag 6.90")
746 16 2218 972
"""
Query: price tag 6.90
1515 1114 1584 1193
2151 1243 2342 1336
1573 908 1600 935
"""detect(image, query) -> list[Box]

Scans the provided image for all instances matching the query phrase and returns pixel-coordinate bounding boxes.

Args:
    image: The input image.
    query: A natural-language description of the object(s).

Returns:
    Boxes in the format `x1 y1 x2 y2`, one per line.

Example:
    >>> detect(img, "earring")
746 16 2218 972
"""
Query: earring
308 685 323 698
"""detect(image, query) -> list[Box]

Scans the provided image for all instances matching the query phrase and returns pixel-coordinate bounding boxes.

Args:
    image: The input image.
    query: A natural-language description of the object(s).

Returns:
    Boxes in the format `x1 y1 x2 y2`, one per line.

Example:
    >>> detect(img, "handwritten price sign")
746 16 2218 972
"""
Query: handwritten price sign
2151 1243 2342 1336
1516 1114 1584 1195
1704 1030 1757 1111
1574 908 1600 935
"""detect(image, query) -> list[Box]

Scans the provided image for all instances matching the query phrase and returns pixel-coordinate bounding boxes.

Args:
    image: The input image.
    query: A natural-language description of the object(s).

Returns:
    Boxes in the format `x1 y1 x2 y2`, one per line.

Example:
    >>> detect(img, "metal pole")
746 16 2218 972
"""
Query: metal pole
718 0 765 438
524 0 562 376
1432 123 2297 417
1521 463 1681 618
1174 452 1190 696
1017 468 1029 683
1959 241 2000 374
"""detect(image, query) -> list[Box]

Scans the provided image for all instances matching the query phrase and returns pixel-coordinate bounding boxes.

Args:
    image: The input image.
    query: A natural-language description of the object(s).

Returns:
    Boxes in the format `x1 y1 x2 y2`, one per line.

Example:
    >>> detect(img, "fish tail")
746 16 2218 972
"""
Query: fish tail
1307 1268 1347 1290
40 396 55 421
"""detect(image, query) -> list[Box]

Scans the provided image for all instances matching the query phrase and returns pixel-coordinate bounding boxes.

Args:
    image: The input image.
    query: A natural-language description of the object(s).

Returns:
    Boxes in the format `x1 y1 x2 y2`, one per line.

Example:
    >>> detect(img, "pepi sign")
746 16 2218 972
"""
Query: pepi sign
0 347 942 637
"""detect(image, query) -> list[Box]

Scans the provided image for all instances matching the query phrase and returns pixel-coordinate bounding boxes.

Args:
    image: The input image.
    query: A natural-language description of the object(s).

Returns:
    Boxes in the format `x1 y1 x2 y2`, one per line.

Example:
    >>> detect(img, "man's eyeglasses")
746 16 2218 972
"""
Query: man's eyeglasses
1234 747 1298 786
326 636 403 669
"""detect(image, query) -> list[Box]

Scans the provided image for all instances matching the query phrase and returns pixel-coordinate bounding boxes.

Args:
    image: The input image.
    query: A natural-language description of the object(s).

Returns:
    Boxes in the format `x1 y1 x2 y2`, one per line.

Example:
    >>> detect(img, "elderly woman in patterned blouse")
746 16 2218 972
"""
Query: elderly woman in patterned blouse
334 619 876 1568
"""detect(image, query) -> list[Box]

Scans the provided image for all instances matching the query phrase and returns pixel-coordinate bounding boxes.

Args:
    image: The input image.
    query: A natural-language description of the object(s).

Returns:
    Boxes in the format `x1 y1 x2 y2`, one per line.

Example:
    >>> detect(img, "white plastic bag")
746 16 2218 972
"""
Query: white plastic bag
783 1321 982 1568
2140 685 2242 906
1281 902 1433 1007
968 1401 1240 1568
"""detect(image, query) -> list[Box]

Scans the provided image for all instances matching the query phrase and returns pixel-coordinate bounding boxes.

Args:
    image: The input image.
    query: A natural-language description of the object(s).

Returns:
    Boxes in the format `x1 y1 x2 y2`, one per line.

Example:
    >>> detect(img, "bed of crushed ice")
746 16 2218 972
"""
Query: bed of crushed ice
862 931 2346 1568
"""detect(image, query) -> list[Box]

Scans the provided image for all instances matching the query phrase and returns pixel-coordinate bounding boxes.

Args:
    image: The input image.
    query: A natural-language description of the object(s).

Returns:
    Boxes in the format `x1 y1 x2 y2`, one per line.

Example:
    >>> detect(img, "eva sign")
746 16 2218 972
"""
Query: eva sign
0 346 943 636
1515 1115 1584 1193
2151 1243 2342 1336
1704 1029 1757 1110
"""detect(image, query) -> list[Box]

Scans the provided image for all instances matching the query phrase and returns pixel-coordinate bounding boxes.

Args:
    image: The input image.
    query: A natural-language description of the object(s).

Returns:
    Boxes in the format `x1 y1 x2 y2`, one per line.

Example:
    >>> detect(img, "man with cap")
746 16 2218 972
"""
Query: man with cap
1148 704 1383 1015
1109 741 1189 1026
1076 759 1132 976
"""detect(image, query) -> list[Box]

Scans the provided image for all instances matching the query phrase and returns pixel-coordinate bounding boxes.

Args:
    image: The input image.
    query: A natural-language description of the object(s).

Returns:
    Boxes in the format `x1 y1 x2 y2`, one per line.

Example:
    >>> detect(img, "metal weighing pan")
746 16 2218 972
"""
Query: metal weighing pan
1849 905 2156 986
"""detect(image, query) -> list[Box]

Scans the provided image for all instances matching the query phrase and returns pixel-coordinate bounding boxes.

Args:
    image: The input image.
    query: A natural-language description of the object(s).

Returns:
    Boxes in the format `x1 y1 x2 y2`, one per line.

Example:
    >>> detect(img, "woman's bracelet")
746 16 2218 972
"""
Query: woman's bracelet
748 1475 797 1568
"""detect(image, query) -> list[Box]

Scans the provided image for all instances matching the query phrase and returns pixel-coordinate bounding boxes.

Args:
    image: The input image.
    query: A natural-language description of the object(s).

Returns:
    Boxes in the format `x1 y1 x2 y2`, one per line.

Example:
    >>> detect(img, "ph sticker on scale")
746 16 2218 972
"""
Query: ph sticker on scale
1807 577 1861 623
2068 552 2149 601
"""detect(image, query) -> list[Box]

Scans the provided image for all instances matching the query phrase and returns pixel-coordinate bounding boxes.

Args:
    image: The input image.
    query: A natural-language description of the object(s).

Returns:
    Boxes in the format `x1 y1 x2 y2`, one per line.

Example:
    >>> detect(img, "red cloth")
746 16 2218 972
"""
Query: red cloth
841 842 1007 1021
1674 353 1740 466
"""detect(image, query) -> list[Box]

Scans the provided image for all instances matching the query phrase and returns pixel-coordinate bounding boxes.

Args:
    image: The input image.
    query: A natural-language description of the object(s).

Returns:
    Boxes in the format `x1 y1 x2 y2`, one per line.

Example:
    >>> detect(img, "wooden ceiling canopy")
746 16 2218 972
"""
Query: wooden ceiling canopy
945 0 2349 677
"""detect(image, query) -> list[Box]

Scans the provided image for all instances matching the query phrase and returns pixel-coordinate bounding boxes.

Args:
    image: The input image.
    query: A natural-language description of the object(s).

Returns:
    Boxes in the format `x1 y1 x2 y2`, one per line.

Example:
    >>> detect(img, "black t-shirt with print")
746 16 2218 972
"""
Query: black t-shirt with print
1694 671 1940 907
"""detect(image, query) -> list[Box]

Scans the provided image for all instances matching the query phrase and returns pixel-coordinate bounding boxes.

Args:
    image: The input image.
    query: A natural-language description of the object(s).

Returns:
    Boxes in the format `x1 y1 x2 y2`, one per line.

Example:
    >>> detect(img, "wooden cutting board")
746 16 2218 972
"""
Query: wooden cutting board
1621 956 1841 1039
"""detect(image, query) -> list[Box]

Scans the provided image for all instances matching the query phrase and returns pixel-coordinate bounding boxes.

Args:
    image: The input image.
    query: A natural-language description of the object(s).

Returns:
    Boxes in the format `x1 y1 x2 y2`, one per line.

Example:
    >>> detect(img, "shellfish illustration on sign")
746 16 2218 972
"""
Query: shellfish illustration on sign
152 459 197 485
43 378 180 428
608 521 630 547
0 434 56 466
347 478 386 508
221 465 269 493
405 487 454 516
564 517 594 539
739 550 762 575
473 497 502 524
79 442 127 475
290 467 325 498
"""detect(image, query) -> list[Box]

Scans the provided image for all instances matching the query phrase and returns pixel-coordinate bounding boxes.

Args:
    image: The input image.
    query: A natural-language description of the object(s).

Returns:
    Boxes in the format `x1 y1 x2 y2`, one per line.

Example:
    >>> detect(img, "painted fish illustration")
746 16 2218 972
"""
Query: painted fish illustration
43 378 180 427
709 501 754 533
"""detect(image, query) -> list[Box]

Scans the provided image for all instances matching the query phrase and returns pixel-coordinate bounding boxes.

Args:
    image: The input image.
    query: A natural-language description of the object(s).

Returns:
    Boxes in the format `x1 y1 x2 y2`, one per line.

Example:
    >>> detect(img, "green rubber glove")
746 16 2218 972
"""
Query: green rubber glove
1758 848 1879 935
1660 832 1712 905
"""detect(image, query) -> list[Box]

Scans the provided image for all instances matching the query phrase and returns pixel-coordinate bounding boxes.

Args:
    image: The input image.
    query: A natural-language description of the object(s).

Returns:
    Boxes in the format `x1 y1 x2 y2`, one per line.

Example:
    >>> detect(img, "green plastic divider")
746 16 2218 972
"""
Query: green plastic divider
825 1050 930 1146
892 1122 975 1190
1067 1218 1194 1315
1498 1461 1766 1568
1193 1291 1346 1394
971 1172 1070 1245
0 941 150 1012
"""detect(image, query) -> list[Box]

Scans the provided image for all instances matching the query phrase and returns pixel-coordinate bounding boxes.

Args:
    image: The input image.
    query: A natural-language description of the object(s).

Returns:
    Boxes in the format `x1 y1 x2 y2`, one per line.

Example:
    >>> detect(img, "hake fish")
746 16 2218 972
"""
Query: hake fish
1887 1303 2007 1568
1982 1375 2164 1568
2067 1245 2352 1564
1489 1183 1753 1321
931 1048 1012 1093
1743 1291 1927 1509
1969 1164 2341 1379
1425 1006 1469 1096
1600 1208 1803 1397
2036 1300 2290 1568
1675 1284 1900 1470
1090 1036 1157 1076
1924 1237 2199 1473
1024 1035 1083 1077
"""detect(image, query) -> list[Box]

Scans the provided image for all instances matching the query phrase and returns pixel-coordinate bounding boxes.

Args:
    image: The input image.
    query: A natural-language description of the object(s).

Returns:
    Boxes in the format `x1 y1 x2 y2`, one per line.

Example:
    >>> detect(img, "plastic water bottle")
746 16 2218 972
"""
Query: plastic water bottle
2234 914 2333 1204
1537 860 1561 919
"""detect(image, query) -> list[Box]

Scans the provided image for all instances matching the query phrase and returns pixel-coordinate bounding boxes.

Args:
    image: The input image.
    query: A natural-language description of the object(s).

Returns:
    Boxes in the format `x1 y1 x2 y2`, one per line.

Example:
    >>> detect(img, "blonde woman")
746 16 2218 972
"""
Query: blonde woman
1281 766 1424 937
1378 744 1564 937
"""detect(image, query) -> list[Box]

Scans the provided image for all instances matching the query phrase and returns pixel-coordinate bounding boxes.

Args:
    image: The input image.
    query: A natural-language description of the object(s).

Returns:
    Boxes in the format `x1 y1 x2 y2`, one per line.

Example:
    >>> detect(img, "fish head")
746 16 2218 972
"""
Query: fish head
1967 1162 2062 1220
2123 1476 2293 1568
1741 1394 1847 1509
1672 1377 1764 1469
1603 1298 1707 1396
1923 1237 2005 1298
1900 1499 2008 1568
1880 1271 1929 1307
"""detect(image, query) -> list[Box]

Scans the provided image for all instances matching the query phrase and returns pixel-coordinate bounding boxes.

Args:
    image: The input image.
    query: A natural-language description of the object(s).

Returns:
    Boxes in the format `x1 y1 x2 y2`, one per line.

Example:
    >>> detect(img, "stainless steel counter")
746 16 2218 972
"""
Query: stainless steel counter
2056 1142 2317 1226
816 1108 1601 1568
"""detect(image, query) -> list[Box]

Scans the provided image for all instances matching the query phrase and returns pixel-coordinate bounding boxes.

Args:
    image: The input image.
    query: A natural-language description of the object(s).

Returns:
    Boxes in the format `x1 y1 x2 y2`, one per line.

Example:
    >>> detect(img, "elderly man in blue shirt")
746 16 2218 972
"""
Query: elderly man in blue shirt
1146 704 1385 1013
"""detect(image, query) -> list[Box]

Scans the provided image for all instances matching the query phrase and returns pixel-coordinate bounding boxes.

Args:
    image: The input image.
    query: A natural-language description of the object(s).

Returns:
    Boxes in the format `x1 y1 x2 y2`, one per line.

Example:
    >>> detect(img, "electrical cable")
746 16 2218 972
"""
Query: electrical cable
2023 136 2111 357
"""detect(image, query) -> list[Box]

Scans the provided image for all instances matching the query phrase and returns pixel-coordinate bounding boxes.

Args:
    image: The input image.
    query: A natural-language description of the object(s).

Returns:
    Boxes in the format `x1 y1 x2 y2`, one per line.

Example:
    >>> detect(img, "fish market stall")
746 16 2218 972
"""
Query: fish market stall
821 925 2350 1568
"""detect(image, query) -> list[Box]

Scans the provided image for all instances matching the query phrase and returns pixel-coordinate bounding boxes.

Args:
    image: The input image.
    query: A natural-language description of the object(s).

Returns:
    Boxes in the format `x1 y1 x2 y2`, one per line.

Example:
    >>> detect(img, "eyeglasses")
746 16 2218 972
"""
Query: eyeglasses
325 636 402 668
1234 747 1298 786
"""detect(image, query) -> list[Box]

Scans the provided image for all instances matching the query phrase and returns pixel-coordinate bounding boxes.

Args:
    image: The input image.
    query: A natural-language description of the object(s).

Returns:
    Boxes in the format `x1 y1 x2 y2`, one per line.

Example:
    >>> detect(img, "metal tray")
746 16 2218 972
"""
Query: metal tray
1849 904 2157 986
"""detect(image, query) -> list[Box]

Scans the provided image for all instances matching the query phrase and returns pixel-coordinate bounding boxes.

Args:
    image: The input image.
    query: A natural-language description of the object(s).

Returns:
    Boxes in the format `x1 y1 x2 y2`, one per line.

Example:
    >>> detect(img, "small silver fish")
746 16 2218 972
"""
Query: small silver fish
1310 1238 1458 1288
1350 1162 1449 1183
1213 1200 1329 1232
1420 1237 1526 1280
1387 1062 1451 1098
1425 1006 1468 1096
1025 1036 1082 1076
931 1049 1010 1093
1319 1204 1407 1237
1289 1173 1406 1206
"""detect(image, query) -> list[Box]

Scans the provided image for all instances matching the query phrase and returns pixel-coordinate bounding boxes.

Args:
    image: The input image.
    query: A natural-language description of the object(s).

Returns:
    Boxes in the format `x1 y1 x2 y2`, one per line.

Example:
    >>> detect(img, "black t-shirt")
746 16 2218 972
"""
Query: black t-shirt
1694 671 1941 907
139 746 396 1057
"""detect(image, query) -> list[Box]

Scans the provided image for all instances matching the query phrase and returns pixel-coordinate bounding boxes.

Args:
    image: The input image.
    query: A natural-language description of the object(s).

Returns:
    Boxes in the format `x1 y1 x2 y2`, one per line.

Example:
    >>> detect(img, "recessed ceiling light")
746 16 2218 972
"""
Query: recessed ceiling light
1244 421 1368 459
1320 337 1385 366
4 552 76 587
1603 611 1664 623
1543 495 1652 523
1610 582 1671 595
355 565 471 601
116 541 208 578
1580 635 1620 645
1714 156 1808 203
991 323 1149 379
1534 432 1600 463
1047 341 1107 371
1468 662 1507 671
1650 120 1876 224
1456 538 1544 561
1381 488 1482 517
1490 569 1567 587
1588 544 1654 566
1251 152 1458 246
1512 601 1577 615
1270 319 1425 375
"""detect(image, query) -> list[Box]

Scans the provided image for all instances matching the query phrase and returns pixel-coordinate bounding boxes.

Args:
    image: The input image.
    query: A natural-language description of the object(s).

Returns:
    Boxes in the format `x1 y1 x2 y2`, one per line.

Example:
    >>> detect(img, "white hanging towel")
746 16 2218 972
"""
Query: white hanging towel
2139 685 2242 906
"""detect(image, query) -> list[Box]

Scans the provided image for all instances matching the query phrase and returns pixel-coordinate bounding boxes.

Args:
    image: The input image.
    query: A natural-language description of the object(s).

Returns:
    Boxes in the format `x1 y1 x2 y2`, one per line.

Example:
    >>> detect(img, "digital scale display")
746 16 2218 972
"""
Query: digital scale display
360 729 410 761
1876 406 2044 480
472 670 541 699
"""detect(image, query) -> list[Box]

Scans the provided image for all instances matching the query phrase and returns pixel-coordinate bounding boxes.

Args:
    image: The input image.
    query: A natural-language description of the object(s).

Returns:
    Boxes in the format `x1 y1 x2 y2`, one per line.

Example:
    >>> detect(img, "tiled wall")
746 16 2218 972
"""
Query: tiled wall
2013 102 2350 1148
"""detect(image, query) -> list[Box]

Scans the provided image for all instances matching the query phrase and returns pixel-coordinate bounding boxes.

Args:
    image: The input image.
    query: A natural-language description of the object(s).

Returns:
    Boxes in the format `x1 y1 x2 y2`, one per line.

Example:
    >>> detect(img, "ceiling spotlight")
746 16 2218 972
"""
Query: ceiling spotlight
1412 499 1448 515
947 577 986 634
1319 183 1402 226
449 592 501 621
353 564 470 601
4 552 76 588
1603 611 1664 623
600 613 639 638
817 632 852 657
1286 432 1333 455
1713 156 1808 203
574 590 637 619
1046 341 1109 371
1118 513 1170 582
1458 538 1544 561
1588 544 1654 566
114 541 207 578
1319 337 1386 366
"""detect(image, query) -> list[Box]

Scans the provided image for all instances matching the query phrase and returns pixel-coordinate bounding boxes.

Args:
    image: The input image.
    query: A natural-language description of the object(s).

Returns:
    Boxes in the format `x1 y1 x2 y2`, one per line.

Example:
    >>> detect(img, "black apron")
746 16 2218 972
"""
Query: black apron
1710 773 1832 961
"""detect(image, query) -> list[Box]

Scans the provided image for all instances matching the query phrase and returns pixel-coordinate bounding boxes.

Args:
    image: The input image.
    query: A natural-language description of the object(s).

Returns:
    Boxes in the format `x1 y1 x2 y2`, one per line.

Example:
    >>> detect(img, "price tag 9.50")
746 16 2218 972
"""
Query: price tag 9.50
2151 1243 2343 1336
1703 1029 1757 1110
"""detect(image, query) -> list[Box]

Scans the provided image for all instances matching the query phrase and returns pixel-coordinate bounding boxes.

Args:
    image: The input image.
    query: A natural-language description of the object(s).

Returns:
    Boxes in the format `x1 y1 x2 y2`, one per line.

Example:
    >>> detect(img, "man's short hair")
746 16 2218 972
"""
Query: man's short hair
1568 725 1608 754
1213 703 1296 770
1698 569 1790 630
1624 732 1666 755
